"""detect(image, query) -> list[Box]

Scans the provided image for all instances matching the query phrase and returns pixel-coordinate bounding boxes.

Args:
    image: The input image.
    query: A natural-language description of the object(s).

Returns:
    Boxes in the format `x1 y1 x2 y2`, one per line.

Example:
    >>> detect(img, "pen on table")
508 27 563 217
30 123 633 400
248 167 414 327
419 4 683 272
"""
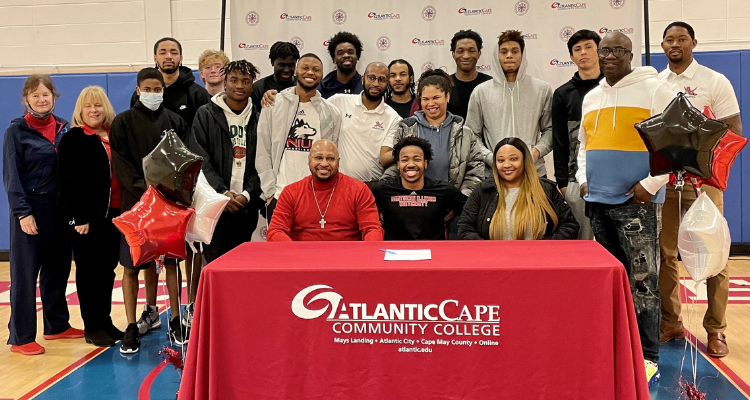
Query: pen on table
380 249 397 255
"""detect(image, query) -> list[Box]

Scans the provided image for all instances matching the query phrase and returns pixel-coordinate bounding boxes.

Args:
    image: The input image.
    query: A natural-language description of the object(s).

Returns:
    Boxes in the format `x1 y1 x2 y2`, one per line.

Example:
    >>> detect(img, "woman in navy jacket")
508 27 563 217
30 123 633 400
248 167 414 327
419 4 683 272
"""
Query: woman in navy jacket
58 86 124 347
3 75 82 355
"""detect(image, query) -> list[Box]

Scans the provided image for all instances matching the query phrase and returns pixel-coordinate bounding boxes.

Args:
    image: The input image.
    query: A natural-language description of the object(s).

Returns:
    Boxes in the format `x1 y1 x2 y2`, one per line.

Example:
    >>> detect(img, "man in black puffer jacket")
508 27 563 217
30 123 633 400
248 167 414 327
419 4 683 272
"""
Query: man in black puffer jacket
130 37 211 126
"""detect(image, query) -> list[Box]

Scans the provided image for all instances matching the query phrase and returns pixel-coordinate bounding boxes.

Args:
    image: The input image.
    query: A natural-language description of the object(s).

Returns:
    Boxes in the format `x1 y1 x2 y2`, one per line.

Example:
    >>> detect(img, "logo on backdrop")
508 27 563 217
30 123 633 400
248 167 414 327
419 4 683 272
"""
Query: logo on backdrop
238 43 269 50
476 65 491 71
280 13 312 21
377 36 391 51
323 40 330 47
422 62 435 72
422 5 437 21
290 36 304 51
412 38 445 46
368 11 400 20
523 32 538 39
458 7 492 16
332 9 347 24
550 59 576 67
559 26 575 41
245 11 259 26
551 2 587 10
514 0 530 16
599 26 634 34
291 285 501 341
610 0 626 9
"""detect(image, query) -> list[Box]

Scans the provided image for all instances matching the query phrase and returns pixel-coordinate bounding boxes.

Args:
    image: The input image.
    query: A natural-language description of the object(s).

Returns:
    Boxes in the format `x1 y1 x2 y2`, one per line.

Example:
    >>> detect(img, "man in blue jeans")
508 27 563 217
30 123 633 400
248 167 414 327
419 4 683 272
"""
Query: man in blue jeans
575 32 675 387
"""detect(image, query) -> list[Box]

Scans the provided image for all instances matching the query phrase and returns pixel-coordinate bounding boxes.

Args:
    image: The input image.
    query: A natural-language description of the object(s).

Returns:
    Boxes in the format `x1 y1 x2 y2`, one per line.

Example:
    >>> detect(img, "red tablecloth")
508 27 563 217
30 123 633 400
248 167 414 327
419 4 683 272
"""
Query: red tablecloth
179 241 649 400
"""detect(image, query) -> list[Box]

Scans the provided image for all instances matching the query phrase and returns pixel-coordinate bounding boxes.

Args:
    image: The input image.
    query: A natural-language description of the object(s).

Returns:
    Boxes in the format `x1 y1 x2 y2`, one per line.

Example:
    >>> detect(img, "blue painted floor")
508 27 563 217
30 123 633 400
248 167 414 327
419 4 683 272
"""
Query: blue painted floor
30 313 749 400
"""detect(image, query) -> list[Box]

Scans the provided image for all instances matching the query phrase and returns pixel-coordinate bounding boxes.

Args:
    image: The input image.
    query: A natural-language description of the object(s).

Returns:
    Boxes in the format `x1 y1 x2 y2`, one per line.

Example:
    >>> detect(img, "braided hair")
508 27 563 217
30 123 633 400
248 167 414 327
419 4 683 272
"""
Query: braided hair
222 60 260 82
416 68 453 99
385 59 416 100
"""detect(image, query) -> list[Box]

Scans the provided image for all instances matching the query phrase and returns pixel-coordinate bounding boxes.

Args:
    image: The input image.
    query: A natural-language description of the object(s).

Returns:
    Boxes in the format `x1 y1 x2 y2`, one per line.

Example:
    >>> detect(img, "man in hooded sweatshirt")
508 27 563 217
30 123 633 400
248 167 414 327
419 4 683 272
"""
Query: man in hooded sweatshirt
256 53 341 224
189 60 262 263
552 29 603 240
575 32 676 387
465 30 553 177
130 37 211 126
318 31 364 99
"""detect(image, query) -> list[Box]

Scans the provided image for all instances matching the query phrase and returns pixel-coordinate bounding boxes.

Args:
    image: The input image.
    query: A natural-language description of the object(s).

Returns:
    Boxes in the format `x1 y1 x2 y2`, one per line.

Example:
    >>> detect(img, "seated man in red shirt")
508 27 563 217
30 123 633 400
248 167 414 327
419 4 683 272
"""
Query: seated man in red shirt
268 139 384 241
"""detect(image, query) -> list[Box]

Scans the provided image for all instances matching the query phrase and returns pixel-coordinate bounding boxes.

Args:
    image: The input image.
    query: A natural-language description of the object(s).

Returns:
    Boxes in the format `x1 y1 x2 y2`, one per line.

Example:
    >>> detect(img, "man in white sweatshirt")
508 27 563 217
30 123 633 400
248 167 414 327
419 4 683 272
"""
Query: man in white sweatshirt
255 53 341 223
465 30 553 177
576 32 675 387
189 60 263 262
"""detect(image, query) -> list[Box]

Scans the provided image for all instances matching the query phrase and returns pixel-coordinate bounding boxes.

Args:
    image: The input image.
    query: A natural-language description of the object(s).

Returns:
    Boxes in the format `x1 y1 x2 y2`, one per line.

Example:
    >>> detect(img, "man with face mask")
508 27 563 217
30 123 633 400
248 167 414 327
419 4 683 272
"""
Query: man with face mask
372 136 466 240
318 31 364 99
111 68 189 354
328 62 402 186
256 53 341 224
130 37 211 125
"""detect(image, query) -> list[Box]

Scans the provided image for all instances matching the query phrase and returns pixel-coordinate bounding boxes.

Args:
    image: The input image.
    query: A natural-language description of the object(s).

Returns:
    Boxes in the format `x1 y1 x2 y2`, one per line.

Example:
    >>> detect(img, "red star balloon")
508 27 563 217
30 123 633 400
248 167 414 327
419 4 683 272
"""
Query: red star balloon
668 106 747 191
113 186 194 267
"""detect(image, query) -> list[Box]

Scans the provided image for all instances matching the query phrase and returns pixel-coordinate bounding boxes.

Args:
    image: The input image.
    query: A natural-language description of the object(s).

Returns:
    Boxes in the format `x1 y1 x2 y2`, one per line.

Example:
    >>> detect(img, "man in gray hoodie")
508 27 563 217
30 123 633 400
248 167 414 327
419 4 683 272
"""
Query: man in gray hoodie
465 30 553 177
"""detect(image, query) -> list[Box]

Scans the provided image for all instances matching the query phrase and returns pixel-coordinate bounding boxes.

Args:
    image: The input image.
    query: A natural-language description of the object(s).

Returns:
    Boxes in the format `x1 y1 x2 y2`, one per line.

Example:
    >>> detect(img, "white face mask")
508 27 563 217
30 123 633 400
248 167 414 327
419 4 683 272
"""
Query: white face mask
139 92 163 111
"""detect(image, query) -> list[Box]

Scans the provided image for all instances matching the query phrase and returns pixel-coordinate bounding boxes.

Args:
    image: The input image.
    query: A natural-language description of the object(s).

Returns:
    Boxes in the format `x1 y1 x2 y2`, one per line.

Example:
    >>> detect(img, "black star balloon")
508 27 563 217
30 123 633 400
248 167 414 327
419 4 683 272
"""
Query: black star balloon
143 129 203 205
635 93 728 178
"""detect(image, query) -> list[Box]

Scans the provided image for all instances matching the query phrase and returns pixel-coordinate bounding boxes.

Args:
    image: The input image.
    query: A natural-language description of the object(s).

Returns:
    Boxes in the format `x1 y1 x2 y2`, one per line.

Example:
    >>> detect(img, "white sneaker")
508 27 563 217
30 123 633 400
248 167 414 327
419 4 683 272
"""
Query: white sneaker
136 304 161 335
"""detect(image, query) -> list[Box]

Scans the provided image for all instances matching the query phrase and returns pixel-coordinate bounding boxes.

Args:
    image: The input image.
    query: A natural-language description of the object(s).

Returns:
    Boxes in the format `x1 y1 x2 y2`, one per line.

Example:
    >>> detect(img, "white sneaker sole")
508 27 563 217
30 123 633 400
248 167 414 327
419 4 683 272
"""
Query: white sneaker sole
119 345 140 354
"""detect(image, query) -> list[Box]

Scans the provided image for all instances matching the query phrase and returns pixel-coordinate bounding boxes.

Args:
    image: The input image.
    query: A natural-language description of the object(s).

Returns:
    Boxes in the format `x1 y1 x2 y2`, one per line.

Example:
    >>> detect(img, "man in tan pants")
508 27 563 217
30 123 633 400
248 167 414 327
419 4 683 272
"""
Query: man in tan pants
658 21 742 358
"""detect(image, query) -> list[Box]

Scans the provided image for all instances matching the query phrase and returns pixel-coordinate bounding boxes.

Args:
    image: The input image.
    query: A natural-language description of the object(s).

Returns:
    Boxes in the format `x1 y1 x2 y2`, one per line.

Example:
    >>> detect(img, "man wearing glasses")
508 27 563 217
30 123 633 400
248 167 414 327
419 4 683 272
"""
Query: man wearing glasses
575 32 675 387
329 62 402 187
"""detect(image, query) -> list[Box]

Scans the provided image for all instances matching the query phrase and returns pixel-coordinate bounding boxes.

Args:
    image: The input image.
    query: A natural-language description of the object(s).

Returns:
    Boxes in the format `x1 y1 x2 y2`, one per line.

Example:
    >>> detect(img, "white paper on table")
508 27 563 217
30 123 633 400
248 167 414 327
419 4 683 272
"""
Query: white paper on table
383 249 432 261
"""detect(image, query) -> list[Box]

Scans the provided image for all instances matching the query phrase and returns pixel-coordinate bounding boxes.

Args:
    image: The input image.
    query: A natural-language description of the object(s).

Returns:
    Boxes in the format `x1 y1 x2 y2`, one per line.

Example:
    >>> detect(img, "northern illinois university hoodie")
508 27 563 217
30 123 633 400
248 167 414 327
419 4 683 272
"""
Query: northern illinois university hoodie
575 67 676 205
465 42 553 176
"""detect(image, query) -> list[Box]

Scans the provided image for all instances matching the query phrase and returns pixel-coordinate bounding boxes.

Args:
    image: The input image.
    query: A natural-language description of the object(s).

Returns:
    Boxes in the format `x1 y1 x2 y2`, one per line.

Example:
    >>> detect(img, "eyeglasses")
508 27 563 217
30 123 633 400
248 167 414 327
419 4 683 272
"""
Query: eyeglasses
365 74 388 84
597 47 631 58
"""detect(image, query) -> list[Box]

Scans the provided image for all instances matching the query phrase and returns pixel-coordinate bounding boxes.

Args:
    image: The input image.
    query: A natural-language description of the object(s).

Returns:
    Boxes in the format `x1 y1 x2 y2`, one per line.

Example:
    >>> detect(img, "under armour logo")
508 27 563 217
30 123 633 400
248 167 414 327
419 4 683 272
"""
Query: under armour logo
345 113 352 118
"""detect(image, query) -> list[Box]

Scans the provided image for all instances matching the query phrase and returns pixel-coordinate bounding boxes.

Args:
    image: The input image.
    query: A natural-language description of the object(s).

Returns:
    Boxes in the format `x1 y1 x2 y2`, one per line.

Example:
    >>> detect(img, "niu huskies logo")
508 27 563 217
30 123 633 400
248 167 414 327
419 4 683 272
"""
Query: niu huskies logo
286 119 317 152
684 86 698 97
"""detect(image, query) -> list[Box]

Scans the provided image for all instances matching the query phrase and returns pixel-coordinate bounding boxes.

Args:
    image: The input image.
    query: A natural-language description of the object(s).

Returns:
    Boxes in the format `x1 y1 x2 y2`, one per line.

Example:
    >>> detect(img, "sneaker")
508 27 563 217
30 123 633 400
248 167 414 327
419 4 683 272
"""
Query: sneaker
645 360 660 387
168 316 187 346
43 327 85 340
10 342 45 355
182 303 194 328
136 304 161 335
120 323 140 354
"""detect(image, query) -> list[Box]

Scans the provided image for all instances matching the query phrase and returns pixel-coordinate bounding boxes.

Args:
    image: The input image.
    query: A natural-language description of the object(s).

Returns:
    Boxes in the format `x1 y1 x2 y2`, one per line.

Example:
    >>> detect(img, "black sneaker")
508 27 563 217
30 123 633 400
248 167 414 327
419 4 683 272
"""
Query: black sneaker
182 303 194 328
120 323 140 354
168 317 187 346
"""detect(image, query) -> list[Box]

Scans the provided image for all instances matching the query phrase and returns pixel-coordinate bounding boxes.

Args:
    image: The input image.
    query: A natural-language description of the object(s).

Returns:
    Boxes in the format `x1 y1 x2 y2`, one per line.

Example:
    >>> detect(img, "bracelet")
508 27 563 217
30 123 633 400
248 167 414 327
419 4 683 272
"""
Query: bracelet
19 214 30 220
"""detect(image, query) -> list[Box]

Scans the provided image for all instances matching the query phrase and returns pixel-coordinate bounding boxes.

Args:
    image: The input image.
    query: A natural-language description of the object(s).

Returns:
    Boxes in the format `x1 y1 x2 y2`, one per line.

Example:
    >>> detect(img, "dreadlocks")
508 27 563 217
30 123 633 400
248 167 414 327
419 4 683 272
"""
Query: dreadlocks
222 60 260 82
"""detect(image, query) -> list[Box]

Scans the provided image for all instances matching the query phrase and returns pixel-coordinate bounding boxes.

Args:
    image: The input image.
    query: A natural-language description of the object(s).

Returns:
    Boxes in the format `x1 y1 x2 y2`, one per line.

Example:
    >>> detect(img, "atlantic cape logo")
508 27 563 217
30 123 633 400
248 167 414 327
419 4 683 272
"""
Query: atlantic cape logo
292 285 501 337
600 26 634 34
550 59 576 67
238 43 269 50
280 13 312 21
412 38 445 46
368 11 400 20
523 32 538 39
458 7 492 16
551 2 587 9
476 65 491 71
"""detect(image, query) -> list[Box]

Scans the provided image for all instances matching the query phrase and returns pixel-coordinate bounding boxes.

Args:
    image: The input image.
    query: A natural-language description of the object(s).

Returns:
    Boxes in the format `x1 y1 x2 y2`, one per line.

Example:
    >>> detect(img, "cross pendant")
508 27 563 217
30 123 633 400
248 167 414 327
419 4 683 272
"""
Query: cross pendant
319 218 326 229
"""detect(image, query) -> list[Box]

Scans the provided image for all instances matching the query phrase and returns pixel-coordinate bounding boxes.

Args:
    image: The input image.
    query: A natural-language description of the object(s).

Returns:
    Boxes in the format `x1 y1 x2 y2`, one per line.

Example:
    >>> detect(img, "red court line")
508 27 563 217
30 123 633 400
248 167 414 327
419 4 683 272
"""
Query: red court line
18 346 107 400
684 329 750 397
138 362 168 400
